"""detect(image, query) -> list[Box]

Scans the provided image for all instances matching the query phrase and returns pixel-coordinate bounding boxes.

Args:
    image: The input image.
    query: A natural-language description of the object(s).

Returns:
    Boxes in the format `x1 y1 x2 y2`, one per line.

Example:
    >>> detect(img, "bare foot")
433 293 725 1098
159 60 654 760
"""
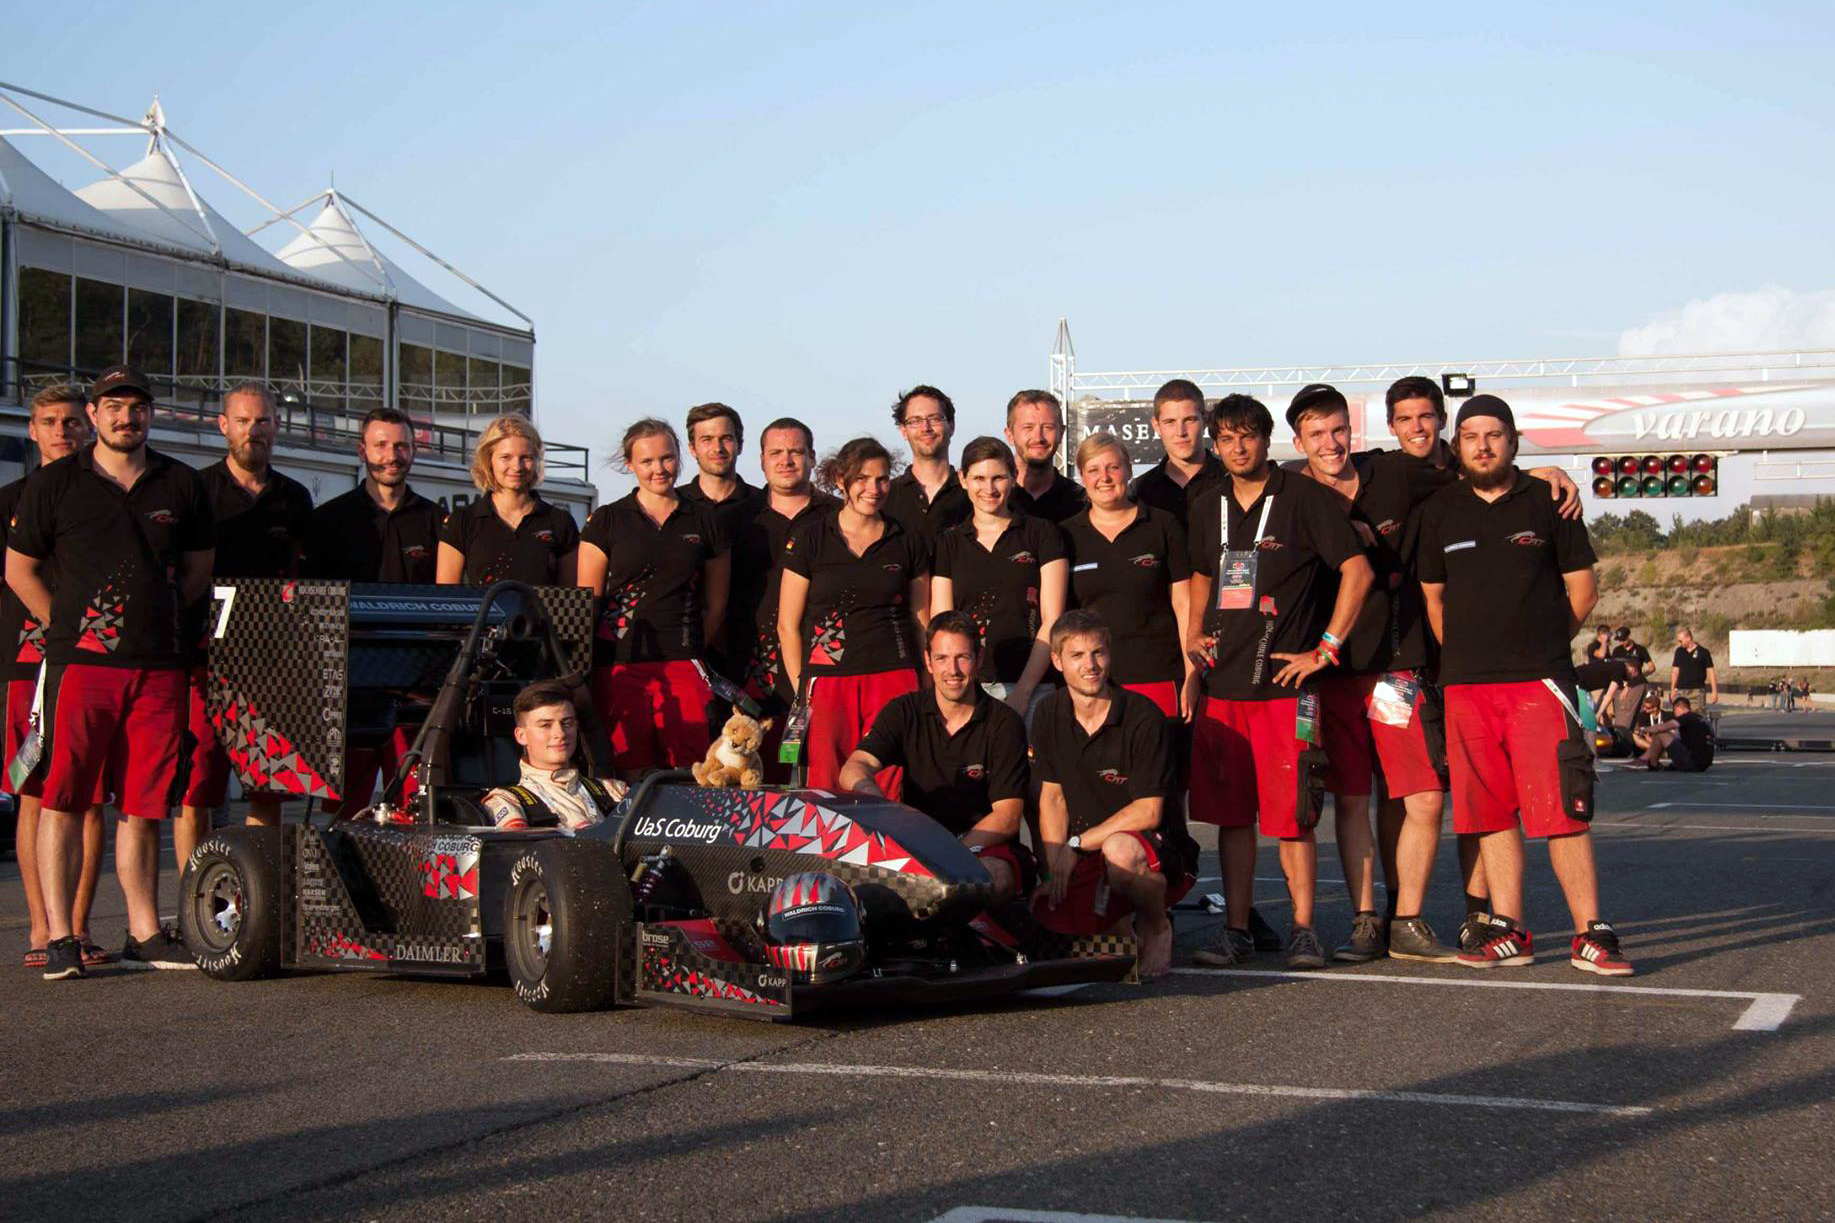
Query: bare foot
1135 914 1173 981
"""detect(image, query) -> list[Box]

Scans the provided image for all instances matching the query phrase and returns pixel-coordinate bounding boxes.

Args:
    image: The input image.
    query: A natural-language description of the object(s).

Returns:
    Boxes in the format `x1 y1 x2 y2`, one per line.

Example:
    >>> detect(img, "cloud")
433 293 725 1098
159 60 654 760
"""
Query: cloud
1618 286 1835 355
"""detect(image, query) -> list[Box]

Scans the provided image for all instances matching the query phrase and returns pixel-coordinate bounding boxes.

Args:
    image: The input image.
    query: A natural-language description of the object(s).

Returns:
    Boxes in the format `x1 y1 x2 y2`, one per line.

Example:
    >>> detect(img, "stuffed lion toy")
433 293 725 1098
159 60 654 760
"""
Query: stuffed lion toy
691 711 774 788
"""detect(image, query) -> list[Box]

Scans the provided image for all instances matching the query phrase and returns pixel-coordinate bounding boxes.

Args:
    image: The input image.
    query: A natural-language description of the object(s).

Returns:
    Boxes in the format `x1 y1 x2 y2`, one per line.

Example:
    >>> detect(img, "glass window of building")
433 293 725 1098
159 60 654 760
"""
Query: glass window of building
399 342 433 416
269 317 307 395
468 356 500 415
309 325 348 410
434 348 467 416
175 298 220 412
73 277 124 375
350 334 384 412
501 365 532 416
226 308 265 381
17 267 72 385
126 289 175 395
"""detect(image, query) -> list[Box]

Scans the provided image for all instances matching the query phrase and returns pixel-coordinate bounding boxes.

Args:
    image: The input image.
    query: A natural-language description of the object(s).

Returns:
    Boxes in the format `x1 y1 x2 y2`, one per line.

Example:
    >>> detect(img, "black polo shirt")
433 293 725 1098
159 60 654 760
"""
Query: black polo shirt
730 490 838 699
9 445 214 670
1062 505 1190 687
884 466 971 544
1010 470 1087 524
438 496 579 586
304 485 441 584
199 460 313 580
1308 452 1430 676
1188 465 1363 701
855 688 1029 835
1129 453 1225 528
679 475 761 545
1675 711 1714 765
1673 643 1714 688
782 513 929 676
1612 641 1653 677
0 478 45 681
581 492 728 665
1416 471 1597 686
933 512 1067 685
1031 684 1185 848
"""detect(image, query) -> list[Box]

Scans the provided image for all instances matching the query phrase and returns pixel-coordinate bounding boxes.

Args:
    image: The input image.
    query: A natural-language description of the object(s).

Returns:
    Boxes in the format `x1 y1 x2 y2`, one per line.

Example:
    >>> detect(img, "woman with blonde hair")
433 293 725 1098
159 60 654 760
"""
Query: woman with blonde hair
436 414 579 585
578 418 731 777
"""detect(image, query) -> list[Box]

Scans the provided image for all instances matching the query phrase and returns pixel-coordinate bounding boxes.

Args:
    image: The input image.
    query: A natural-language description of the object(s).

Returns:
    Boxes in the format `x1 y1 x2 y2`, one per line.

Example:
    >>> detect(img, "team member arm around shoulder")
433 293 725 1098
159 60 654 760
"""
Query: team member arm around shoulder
438 416 580 587
931 436 1068 719
1029 610 1193 980
578 419 730 779
778 436 930 796
838 612 1030 902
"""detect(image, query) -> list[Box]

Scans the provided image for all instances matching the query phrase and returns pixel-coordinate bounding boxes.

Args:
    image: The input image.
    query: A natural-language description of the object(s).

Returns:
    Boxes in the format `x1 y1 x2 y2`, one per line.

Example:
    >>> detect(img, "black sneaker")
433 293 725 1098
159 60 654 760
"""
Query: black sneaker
1388 917 1458 963
121 926 196 971
1285 925 1326 969
42 935 85 981
1457 911 1493 953
1248 906 1283 952
1333 911 1387 963
1191 926 1255 967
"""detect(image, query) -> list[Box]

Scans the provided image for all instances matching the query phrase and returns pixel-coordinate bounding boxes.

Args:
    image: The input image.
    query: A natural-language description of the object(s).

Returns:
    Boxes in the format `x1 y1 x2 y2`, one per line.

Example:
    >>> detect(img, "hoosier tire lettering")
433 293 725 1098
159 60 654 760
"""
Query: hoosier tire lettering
502 839 631 1014
178 827 283 982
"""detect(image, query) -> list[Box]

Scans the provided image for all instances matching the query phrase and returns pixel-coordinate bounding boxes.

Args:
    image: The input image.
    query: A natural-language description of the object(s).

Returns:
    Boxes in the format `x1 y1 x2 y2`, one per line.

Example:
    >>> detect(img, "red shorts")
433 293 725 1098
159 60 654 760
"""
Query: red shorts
4 676 43 799
593 660 714 771
1318 673 1376 797
42 663 185 820
1190 695 1307 838
1444 681 1590 839
1030 831 1196 935
182 666 230 808
328 725 416 817
1367 672 1444 799
804 668 919 798
1121 680 1180 720
975 841 1035 896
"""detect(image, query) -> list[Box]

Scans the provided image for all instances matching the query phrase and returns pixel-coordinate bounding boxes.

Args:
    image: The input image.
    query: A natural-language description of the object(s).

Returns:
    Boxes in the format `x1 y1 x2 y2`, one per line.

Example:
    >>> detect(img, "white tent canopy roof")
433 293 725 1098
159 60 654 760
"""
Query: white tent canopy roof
275 197 497 327
0 135 184 250
74 143 352 289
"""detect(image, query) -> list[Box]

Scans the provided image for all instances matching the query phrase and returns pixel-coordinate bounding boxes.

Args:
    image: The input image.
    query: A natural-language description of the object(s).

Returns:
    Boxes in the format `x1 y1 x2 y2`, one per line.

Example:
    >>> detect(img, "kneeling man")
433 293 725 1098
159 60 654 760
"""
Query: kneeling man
840 611 1031 902
484 680 629 832
1030 609 1197 980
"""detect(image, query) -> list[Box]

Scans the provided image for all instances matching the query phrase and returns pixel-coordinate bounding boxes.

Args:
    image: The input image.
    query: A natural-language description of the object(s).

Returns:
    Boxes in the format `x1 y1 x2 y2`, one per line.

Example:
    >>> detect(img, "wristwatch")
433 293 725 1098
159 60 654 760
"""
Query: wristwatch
1067 834 1082 850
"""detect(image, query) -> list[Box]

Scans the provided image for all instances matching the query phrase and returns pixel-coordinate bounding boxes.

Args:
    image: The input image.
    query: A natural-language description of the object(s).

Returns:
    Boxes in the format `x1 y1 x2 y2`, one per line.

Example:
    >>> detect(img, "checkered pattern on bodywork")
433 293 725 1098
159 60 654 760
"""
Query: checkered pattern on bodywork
285 824 484 972
207 580 348 798
532 586 594 678
634 922 789 1014
977 900 1140 980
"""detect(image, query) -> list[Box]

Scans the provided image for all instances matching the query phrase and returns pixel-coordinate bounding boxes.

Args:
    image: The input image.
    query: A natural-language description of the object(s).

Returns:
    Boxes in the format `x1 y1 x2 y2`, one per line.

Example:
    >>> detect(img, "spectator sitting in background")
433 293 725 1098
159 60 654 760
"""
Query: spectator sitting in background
1645 696 1716 773
1629 692 1672 768
1609 626 1654 729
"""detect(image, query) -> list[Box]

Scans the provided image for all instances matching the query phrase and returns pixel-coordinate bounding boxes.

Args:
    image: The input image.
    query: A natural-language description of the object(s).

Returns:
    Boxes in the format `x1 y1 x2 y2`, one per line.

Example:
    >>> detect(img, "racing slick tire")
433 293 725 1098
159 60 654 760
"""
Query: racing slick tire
504 838 631 1013
179 827 283 981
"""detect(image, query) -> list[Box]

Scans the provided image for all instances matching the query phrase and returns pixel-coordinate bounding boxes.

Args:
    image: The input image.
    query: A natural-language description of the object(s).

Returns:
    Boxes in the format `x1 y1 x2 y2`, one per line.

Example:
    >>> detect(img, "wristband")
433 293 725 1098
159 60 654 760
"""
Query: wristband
1321 630 1344 648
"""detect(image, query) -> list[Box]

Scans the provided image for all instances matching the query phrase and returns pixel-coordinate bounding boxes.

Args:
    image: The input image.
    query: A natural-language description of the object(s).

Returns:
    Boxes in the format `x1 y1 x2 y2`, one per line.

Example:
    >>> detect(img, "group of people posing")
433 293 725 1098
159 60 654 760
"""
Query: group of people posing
6 363 1635 986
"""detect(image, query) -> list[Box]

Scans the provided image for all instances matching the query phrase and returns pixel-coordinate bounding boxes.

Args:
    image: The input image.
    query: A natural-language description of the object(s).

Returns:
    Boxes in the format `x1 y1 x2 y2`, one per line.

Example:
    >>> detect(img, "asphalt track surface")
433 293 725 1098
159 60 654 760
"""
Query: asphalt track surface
5 734 1833 1220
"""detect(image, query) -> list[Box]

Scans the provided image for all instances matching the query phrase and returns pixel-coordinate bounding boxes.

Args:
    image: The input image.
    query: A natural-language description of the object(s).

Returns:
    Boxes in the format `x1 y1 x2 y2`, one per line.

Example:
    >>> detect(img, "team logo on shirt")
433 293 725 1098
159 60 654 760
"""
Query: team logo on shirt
403 544 431 559
1009 550 1036 564
1129 554 1159 568
535 529 554 542
1506 531 1546 547
1097 768 1128 785
266 525 291 539
1375 518 1400 536
962 764 986 781
1255 537 1283 552
881 563 903 573
145 509 177 526
681 533 703 544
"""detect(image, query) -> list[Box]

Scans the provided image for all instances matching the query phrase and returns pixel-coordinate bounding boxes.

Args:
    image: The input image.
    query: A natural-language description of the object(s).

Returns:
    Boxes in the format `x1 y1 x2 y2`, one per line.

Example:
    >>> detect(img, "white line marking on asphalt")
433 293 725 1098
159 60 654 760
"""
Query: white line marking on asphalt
929 1209 1210 1223
1173 968 1799 1031
505 1052 1651 1116
1594 820 1835 835
1645 802 1835 811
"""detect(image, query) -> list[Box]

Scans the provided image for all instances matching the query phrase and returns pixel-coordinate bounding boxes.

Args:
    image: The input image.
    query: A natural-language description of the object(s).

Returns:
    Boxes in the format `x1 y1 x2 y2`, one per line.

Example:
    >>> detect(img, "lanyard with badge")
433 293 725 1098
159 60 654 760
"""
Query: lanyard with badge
1214 494 1274 612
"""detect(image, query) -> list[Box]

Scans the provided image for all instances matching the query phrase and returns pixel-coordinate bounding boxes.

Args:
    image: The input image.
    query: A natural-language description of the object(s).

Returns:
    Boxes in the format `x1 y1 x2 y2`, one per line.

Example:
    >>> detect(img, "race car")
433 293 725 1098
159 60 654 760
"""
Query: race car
179 579 1134 1016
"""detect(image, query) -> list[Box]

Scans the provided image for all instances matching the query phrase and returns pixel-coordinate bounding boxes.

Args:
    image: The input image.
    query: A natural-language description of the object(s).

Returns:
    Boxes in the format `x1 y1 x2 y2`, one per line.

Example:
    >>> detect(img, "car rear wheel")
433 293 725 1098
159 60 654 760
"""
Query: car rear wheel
179 827 283 980
503 839 629 1013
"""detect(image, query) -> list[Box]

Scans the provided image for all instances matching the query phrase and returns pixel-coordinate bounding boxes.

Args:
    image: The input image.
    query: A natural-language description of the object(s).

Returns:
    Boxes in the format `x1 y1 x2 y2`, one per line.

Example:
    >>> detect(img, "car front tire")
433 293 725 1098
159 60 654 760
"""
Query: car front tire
503 839 630 1013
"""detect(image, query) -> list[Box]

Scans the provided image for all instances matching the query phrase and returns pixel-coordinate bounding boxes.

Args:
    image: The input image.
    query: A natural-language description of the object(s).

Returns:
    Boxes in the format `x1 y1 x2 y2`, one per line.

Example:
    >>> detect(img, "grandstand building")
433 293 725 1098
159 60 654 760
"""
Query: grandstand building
0 84 592 516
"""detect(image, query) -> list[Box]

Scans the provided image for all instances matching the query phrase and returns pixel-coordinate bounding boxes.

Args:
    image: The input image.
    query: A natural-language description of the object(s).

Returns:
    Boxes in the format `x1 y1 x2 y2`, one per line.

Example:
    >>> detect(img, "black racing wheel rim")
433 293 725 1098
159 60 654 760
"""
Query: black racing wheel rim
510 879 553 982
190 860 244 956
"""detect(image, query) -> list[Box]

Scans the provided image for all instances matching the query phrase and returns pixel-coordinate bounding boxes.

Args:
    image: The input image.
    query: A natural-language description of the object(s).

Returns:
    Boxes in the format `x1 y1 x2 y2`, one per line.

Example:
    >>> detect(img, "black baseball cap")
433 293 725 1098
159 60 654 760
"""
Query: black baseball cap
1285 383 1348 431
1454 393 1515 432
89 364 153 402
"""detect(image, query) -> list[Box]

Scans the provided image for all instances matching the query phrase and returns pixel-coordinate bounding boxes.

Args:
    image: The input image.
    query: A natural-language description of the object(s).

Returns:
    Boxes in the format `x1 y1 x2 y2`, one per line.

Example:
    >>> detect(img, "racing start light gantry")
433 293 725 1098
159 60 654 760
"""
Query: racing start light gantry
1590 454 1718 499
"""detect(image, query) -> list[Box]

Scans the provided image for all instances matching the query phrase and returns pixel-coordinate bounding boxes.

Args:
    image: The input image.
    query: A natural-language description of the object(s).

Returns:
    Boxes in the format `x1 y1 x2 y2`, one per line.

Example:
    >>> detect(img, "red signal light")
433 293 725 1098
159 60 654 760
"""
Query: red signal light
1667 454 1689 473
1591 456 1615 476
1692 454 1714 473
1640 455 1664 475
1617 457 1640 475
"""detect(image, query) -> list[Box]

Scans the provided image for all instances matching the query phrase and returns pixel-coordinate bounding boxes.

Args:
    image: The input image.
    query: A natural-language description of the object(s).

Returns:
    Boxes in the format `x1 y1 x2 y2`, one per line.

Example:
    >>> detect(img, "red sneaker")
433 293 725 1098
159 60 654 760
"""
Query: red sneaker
1456 918 1534 969
1571 921 1634 976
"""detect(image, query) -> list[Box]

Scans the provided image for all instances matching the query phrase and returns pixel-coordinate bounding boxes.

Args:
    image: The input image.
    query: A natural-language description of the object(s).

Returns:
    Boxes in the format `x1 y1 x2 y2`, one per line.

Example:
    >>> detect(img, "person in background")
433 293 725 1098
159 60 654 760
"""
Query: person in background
2 386 108 971
931 436 1067 721
1583 623 1613 707
1609 626 1653 729
1004 390 1087 524
883 386 970 544
677 402 758 539
578 419 729 779
1663 696 1716 770
1629 691 1672 768
182 382 314 859
1129 378 1224 526
436 415 578 586
778 436 930 795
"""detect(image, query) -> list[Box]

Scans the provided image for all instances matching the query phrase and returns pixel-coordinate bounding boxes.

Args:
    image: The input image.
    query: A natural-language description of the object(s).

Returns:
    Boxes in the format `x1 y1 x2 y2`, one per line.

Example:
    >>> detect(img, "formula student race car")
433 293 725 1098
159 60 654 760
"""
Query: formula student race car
179 579 1134 1017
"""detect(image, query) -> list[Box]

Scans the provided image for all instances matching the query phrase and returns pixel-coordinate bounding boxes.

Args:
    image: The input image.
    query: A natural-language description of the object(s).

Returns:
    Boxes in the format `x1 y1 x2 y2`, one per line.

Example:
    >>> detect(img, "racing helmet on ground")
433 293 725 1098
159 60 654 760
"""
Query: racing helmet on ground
758 872 867 984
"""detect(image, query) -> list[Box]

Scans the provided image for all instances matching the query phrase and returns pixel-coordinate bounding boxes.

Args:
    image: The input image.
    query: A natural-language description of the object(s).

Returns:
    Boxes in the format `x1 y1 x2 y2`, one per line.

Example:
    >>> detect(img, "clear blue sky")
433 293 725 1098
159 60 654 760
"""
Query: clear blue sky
10 2 1835 500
